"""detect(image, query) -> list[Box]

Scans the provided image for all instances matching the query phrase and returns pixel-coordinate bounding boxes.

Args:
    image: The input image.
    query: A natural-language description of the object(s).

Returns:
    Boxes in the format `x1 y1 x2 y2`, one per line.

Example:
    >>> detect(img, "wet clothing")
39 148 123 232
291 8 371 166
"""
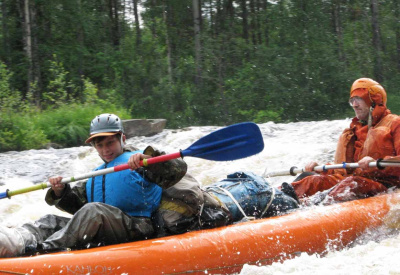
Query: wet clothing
0 203 154 257
153 173 232 237
292 108 400 203
27 204 155 250
154 171 299 237
9 145 187 254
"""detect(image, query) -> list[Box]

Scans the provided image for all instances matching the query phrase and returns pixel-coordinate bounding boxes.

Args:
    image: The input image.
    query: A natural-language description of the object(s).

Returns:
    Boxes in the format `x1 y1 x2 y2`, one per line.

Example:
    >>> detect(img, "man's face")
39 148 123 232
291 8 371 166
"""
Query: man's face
349 96 370 121
93 135 123 162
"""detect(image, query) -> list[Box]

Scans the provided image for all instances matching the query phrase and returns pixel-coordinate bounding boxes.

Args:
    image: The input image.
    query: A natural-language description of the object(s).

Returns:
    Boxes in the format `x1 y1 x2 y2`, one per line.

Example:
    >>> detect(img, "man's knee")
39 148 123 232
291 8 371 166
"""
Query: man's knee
75 202 104 217
74 203 119 223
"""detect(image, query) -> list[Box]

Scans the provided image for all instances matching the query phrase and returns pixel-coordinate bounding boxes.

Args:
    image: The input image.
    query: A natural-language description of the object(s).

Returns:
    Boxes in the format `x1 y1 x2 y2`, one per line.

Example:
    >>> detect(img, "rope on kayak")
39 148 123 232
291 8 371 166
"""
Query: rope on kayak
207 186 255 220
198 202 205 227
261 187 275 218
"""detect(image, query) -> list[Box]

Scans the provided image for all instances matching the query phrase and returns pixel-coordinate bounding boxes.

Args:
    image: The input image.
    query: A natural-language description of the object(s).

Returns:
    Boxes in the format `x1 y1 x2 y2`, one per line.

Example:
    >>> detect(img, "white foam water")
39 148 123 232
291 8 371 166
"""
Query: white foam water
0 119 399 274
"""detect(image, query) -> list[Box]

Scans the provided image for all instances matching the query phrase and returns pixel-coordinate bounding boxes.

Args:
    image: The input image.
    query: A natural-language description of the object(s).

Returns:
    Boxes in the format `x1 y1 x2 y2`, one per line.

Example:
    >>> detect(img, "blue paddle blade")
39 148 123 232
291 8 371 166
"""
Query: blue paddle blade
181 122 264 161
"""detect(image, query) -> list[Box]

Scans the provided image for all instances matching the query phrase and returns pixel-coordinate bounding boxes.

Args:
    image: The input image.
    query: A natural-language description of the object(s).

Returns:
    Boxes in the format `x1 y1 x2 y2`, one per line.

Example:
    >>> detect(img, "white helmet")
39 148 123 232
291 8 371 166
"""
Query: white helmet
85 114 124 144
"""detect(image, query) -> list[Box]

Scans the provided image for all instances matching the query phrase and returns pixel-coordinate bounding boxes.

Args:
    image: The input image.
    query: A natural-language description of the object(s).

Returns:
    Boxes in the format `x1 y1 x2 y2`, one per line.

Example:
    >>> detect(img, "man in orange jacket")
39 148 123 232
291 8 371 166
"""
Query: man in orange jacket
291 78 400 204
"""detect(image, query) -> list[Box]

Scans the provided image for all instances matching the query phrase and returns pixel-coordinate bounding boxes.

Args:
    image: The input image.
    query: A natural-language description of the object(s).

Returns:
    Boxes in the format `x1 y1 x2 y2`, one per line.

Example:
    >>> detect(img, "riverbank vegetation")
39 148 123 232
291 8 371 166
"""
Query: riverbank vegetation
0 60 129 151
1 0 400 151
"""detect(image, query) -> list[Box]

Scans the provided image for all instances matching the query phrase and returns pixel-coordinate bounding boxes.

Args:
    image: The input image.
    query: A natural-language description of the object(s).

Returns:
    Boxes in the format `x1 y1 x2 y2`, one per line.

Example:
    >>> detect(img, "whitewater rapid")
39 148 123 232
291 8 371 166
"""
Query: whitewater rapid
0 119 399 274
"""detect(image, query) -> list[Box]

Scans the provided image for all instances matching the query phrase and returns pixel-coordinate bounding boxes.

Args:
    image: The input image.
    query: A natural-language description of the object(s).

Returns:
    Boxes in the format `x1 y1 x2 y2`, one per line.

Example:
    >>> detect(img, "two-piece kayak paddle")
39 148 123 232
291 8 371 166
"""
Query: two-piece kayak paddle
0 122 264 200
264 159 400 177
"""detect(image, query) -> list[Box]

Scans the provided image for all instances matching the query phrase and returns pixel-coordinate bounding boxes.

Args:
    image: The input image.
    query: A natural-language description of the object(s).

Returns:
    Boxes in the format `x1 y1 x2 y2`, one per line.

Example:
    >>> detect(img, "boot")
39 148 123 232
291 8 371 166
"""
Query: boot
281 182 300 204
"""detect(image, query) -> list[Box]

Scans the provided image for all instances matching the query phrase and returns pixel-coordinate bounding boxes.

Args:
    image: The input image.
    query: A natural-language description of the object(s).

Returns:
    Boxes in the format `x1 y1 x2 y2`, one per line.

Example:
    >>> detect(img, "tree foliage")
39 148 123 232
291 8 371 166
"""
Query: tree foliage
1 0 399 150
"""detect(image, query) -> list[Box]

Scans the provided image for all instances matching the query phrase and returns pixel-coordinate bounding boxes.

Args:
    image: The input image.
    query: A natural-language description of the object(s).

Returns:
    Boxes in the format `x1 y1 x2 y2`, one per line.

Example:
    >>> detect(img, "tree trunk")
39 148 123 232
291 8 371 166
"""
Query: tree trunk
108 0 120 47
249 0 257 45
215 0 221 36
162 0 173 82
370 0 383 82
192 0 202 85
255 0 262 44
133 0 142 47
20 0 41 105
30 1 40 101
1 1 10 64
146 0 157 37
262 0 269 46
332 0 345 62
77 0 85 85
227 0 234 29
208 0 215 37
23 0 33 95
240 0 249 43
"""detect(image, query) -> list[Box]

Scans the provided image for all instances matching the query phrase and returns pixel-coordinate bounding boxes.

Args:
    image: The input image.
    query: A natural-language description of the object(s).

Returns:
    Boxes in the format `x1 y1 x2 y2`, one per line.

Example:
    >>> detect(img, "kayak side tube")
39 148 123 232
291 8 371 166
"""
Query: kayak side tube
0 191 399 275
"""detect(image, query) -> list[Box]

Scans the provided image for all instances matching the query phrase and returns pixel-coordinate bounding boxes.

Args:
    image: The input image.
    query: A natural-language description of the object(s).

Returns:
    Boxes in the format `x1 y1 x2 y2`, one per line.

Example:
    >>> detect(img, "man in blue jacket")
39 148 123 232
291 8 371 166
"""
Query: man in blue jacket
0 113 187 257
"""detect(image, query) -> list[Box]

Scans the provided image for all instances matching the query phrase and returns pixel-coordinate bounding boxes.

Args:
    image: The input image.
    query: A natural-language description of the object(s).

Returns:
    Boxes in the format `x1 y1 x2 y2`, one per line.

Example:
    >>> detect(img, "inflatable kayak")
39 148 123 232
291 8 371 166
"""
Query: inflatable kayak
0 191 399 275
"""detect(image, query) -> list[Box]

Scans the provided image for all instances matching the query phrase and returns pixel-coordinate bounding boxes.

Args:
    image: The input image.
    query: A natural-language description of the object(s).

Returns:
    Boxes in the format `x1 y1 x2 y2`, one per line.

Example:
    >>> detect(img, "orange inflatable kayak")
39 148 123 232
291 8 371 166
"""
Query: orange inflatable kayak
0 191 399 275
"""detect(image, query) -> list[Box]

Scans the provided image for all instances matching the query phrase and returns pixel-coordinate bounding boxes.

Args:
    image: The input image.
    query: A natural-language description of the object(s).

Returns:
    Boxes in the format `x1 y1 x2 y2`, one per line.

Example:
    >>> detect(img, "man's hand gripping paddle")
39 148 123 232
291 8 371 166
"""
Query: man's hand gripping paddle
264 159 400 178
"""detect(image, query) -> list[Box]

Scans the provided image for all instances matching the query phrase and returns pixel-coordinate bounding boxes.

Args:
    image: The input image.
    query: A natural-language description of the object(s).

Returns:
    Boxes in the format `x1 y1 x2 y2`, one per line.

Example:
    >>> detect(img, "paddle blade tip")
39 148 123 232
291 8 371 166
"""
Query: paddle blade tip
183 122 264 161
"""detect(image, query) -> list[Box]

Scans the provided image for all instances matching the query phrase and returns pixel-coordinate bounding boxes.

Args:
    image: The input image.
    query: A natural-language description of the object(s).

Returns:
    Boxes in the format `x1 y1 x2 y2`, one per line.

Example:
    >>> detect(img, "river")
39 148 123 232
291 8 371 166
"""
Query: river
0 119 399 274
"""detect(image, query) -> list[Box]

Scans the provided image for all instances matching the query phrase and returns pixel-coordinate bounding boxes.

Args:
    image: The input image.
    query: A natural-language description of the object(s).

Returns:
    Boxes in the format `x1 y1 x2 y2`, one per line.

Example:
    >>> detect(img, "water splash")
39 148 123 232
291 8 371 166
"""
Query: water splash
0 119 399 274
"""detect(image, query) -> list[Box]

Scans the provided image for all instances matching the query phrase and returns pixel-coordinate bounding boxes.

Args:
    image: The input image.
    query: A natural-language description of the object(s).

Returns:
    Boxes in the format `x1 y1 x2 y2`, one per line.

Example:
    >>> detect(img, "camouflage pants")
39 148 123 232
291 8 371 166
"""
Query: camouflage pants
22 202 154 251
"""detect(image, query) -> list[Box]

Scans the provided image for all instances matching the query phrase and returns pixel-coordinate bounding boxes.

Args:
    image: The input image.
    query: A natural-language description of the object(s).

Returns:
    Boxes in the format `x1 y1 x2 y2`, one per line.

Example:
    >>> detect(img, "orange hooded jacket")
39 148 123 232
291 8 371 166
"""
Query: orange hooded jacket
292 84 400 200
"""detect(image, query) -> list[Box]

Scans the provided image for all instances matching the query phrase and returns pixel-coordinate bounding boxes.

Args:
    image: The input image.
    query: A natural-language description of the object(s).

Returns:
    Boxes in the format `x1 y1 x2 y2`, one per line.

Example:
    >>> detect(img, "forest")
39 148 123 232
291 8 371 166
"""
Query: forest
1 0 400 151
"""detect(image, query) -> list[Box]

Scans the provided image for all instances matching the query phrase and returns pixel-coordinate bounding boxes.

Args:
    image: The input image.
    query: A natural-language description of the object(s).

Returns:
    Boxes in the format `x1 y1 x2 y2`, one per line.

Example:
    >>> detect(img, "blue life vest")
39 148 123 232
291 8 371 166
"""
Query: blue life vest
86 151 162 217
